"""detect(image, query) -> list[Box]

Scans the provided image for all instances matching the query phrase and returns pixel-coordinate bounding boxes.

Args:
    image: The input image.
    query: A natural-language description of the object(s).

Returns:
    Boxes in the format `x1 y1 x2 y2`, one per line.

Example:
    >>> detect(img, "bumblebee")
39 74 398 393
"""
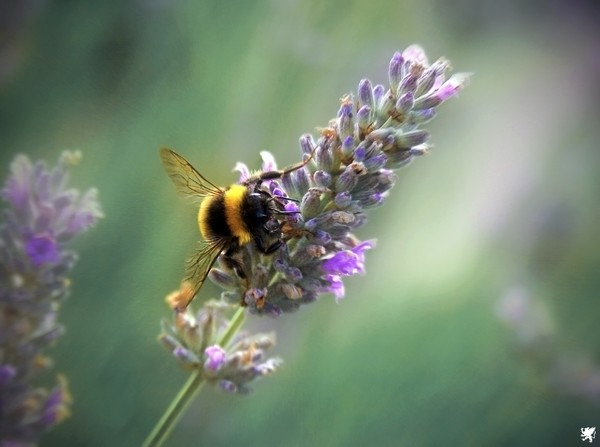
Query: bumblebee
160 147 312 310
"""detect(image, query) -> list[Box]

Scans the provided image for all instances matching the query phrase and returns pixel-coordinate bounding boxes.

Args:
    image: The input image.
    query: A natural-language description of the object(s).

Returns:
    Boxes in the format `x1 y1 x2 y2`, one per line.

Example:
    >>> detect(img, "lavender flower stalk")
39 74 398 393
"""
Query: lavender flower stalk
148 45 469 447
0 151 103 445
210 45 469 316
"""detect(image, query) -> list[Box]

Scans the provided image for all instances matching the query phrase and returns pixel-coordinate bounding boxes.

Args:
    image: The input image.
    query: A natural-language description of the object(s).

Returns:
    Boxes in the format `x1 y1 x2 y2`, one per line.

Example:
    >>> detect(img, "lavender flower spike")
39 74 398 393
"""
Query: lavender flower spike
0 151 103 445
204 45 470 316
150 45 469 447
159 43 469 388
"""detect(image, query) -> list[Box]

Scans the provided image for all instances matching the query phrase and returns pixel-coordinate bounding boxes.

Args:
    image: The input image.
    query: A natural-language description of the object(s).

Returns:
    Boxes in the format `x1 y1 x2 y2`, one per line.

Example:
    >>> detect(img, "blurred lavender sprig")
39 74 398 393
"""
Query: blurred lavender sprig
0 151 102 445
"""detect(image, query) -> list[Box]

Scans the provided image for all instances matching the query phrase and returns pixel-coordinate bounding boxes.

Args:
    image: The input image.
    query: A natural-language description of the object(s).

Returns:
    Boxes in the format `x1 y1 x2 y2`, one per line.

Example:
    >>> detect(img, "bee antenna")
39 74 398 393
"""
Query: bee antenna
280 146 317 176
272 195 300 203
248 146 317 184
274 208 301 215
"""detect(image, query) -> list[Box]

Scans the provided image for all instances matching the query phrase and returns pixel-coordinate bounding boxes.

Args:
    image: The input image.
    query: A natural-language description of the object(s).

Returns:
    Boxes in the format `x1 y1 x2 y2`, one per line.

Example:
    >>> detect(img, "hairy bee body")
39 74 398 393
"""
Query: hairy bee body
198 184 250 245
160 148 312 309
198 183 282 255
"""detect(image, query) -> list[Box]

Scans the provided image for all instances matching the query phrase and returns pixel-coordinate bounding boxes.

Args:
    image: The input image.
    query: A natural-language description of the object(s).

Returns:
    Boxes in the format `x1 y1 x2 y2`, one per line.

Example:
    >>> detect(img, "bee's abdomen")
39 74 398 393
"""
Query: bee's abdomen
198 185 253 245
198 193 232 241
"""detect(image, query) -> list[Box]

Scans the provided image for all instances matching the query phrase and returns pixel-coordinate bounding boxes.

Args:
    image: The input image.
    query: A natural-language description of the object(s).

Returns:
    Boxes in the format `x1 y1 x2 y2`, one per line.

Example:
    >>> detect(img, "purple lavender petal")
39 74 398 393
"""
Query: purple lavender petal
1 155 33 208
204 345 227 372
25 234 60 266
0 365 17 386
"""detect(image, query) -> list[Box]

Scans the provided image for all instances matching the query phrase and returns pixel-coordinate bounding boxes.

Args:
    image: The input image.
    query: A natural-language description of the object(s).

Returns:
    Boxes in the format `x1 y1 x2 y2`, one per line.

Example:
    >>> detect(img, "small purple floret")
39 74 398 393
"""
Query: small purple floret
204 345 227 372
0 365 17 386
25 234 60 266
322 241 374 276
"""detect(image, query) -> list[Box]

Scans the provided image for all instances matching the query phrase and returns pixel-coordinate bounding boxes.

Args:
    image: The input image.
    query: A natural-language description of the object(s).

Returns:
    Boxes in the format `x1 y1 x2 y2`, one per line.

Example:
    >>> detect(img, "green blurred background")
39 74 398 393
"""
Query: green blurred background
2 1 600 446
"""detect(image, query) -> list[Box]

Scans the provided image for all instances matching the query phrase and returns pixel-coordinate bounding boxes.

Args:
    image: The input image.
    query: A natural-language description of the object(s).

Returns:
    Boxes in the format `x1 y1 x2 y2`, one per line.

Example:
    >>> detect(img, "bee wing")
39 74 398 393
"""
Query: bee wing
160 148 223 199
182 238 227 307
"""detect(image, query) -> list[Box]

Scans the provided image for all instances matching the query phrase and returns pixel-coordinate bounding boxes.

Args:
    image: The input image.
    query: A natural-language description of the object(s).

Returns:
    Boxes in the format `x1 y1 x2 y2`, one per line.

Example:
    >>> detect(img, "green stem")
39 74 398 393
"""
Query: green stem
141 368 205 447
142 307 246 447
218 306 247 348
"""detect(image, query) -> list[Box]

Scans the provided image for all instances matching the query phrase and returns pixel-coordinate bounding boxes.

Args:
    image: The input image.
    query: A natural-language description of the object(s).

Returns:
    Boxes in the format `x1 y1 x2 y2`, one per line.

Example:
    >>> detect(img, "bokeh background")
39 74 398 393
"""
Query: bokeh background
2 1 600 446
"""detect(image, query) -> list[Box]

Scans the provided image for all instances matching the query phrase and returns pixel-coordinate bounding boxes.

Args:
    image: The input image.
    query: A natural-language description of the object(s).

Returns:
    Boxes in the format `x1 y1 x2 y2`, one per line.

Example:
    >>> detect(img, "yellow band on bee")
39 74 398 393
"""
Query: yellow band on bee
198 198 213 240
224 185 252 245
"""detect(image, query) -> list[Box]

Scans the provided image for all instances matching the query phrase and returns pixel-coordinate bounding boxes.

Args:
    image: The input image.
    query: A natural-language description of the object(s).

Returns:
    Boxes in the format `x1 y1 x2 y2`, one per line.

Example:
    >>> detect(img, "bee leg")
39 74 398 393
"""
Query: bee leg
220 247 250 307
263 240 282 254
255 235 283 254
221 247 244 278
